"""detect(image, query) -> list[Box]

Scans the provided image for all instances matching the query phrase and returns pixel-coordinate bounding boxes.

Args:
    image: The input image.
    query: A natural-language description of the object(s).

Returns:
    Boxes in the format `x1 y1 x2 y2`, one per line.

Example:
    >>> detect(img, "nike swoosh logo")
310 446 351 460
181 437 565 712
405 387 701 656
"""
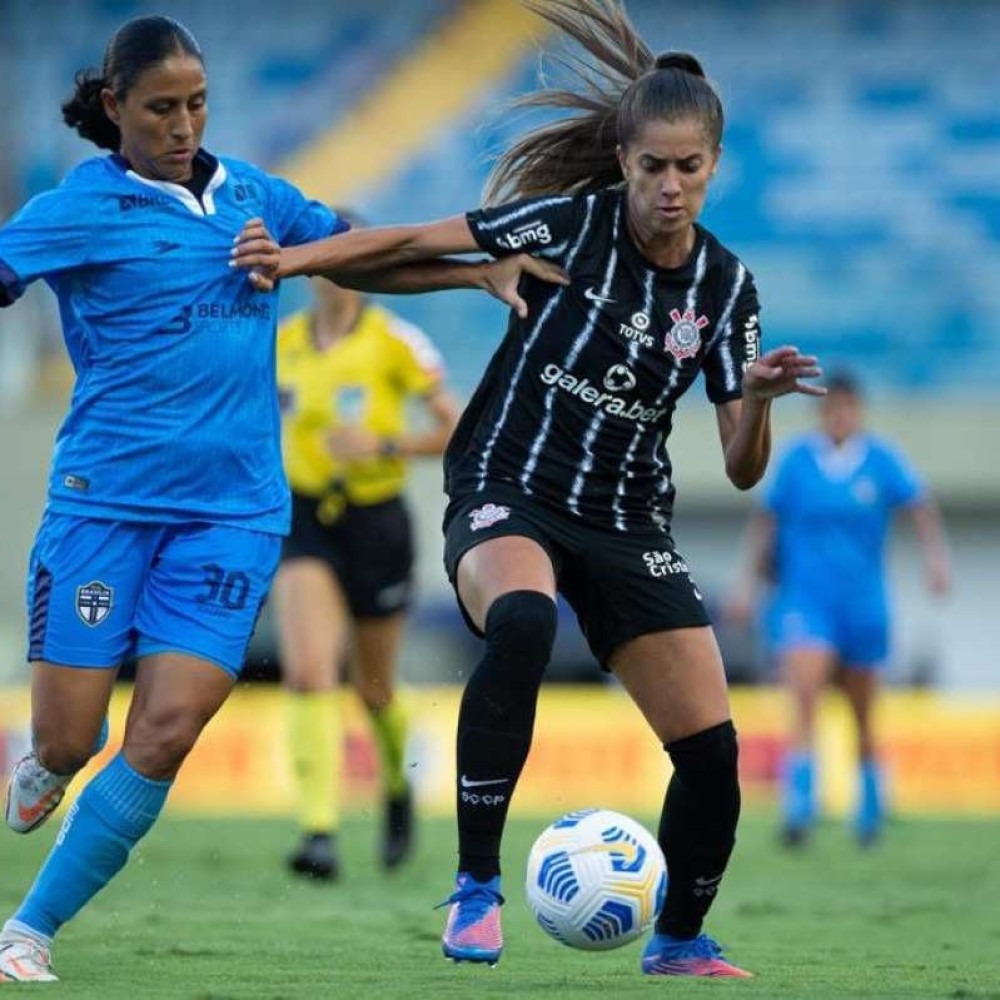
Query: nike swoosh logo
584 287 616 305
16 786 63 826
460 775 509 789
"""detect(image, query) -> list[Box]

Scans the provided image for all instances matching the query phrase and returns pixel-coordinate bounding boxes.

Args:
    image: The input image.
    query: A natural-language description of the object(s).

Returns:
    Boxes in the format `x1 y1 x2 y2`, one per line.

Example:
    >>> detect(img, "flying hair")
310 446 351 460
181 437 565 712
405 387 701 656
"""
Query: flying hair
483 0 723 205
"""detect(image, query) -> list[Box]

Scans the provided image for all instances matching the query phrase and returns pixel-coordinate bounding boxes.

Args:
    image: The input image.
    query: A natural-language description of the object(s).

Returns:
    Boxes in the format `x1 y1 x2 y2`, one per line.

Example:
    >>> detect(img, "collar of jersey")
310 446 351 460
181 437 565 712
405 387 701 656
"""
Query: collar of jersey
809 431 870 481
110 149 226 217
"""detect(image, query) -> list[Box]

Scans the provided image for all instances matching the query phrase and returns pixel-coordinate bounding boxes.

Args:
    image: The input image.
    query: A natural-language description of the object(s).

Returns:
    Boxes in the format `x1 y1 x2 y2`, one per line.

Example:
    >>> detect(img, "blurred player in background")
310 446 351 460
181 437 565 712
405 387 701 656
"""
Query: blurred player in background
275 236 460 880
239 0 826 979
728 372 951 847
0 15 564 983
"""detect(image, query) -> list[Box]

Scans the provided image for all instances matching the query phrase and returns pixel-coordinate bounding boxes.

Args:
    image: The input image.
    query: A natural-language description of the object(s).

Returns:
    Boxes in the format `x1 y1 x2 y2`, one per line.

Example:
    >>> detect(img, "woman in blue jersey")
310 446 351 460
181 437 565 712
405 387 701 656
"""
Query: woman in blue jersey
729 372 950 846
0 15 565 983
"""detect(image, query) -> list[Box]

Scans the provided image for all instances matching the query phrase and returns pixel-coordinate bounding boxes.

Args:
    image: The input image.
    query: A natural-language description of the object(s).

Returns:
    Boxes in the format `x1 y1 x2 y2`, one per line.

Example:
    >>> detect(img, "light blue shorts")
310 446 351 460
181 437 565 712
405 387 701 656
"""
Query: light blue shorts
26 511 281 678
767 592 890 670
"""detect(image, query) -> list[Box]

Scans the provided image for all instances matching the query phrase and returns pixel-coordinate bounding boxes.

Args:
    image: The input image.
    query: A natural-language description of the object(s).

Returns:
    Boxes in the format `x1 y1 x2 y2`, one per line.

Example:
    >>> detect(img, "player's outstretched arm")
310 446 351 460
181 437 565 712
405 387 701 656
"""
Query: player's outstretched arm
716 346 824 490
233 215 480 281
336 254 569 318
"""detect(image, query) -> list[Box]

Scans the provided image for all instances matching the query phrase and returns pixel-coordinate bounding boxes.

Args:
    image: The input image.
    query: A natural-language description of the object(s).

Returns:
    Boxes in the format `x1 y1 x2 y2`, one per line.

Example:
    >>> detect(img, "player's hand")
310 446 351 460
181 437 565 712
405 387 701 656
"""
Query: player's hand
230 218 280 292
326 426 381 461
743 346 824 401
479 254 570 319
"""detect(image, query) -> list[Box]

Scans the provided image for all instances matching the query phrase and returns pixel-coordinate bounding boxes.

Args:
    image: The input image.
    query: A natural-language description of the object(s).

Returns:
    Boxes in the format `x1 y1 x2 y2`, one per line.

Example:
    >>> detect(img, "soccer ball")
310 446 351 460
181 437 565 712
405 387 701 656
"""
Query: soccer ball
525 808 667 951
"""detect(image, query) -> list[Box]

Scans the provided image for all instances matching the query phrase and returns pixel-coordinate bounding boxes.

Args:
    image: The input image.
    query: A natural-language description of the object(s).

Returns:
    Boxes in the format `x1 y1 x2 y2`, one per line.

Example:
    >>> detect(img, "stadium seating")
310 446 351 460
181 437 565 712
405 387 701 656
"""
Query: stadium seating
2 0 998 396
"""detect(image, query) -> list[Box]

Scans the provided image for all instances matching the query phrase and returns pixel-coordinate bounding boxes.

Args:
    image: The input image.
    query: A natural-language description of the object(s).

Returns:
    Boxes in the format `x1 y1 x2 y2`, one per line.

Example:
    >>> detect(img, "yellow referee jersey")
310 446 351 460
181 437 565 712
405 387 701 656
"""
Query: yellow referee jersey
277 303 444 507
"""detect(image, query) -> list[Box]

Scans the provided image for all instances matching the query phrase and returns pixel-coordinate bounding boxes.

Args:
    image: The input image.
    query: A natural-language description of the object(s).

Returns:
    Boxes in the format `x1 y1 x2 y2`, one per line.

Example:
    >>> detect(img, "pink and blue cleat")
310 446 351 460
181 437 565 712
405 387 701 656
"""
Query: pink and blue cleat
641 932 753 978
439 873 504 965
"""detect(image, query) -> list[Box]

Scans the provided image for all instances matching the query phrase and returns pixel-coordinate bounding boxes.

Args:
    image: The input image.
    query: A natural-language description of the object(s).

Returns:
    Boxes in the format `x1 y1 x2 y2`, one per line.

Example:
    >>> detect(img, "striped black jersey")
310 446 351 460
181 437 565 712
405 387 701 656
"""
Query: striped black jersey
444 187 762 532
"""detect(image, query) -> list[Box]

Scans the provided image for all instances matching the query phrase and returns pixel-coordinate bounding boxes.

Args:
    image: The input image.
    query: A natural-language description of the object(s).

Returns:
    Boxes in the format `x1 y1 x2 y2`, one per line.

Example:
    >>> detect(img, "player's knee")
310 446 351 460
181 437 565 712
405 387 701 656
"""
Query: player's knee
665 720 739 784
34 733 95 777
484 590 558 673
358 679 392 713
123 708 207 779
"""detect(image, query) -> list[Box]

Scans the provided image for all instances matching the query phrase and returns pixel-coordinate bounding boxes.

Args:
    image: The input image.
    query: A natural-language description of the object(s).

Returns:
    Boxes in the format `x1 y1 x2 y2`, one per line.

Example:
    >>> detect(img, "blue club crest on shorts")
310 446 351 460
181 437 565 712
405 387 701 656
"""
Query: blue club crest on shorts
76 580 113 627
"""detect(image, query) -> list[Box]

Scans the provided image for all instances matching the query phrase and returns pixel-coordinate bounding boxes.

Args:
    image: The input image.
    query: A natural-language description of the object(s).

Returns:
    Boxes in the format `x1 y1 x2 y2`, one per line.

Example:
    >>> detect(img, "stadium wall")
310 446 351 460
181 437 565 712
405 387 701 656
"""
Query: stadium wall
1 686 998 818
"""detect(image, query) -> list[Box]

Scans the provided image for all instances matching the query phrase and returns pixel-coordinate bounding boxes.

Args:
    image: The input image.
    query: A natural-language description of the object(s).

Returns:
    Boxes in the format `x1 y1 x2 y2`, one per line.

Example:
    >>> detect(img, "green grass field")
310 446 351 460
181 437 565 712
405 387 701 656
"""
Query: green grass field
2 812 999 998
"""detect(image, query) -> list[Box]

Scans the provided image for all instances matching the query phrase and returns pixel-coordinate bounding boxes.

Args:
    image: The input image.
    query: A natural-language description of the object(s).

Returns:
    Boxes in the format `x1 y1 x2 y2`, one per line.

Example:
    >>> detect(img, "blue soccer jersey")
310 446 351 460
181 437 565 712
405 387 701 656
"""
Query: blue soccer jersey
0 150 345 535
764 432 925 600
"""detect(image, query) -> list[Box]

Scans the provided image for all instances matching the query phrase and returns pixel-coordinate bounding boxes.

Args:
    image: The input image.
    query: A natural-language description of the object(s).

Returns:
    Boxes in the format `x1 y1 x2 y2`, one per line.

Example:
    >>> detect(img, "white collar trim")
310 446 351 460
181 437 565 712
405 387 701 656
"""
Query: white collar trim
125 160 227 217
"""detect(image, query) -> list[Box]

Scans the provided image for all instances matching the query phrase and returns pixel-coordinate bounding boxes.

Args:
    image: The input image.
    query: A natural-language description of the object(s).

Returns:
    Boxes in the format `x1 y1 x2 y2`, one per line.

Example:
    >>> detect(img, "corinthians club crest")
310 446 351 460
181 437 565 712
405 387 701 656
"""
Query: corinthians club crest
76 580 113 627
664 307 709 360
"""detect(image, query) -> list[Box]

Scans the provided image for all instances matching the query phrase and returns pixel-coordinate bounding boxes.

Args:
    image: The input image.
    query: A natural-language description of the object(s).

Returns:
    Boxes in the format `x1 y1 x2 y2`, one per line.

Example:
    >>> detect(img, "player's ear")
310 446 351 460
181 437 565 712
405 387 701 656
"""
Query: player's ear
616 144 629 182
101 88 121 126
710 144 723 177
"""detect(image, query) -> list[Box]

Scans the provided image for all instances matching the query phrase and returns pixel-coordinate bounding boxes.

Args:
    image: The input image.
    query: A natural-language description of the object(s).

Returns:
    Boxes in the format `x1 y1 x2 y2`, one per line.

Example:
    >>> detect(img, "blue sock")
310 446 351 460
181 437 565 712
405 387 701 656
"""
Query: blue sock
856 758 883 836
13 753 171 939
782 750 816 829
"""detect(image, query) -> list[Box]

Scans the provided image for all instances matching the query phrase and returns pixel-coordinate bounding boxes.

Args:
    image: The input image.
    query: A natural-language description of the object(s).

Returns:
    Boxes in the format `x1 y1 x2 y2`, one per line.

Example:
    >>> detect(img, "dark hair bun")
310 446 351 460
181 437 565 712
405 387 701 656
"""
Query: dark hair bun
654 52 706 78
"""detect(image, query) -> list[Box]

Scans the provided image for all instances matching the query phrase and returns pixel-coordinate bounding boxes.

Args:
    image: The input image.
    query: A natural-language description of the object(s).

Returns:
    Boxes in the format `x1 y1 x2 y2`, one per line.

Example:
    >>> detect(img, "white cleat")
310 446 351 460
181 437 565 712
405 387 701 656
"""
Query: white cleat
4 754 72 834
0 936 58 982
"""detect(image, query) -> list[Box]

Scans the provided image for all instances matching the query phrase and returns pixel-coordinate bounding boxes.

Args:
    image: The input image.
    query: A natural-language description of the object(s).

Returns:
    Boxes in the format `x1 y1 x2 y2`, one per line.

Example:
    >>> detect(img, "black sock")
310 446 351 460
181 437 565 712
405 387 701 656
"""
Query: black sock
456 590 557 881
655 720 741 939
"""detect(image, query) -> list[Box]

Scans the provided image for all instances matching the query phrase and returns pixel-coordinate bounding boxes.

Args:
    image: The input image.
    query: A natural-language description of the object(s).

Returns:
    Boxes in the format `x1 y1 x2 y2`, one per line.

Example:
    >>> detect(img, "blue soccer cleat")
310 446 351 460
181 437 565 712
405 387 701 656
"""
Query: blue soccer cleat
439 873 504 965
642 932 753 978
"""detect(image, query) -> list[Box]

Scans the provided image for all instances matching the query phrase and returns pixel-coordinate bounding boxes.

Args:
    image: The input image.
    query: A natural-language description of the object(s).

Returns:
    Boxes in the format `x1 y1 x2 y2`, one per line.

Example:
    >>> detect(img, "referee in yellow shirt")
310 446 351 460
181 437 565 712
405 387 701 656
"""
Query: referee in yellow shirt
275 234 460 880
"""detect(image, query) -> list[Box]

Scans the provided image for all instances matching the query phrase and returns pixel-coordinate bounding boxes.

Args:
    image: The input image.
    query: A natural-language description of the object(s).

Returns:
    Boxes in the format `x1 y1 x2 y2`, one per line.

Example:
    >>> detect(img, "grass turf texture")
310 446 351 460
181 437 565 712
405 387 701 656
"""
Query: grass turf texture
1 814 998 998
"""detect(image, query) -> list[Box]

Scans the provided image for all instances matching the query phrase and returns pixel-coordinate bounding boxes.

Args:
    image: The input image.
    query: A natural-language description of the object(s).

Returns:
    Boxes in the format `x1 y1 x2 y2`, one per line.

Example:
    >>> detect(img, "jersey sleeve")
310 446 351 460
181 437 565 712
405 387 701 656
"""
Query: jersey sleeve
0 188 98 305
878 441 926 508
386 314 446 396
466 195 583 259
702 265 761 404
265 176 348 247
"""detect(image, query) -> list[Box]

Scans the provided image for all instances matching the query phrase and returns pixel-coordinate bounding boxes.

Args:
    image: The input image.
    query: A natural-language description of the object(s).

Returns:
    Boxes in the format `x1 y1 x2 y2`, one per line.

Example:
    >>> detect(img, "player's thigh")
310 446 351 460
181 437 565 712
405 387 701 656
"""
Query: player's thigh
273 558 350 690
30 661 117 770
609 627 732 744
838 664 880 719
781 645 836 699
350 613 406 709
445 492 558 633
456 537 557 633
124 651 237 778
133 522 281 679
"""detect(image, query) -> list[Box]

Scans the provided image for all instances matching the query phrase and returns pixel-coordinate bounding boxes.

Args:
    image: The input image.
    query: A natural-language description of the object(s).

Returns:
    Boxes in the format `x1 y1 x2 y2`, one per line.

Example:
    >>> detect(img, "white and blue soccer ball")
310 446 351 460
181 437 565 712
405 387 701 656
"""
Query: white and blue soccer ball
525 808 667 951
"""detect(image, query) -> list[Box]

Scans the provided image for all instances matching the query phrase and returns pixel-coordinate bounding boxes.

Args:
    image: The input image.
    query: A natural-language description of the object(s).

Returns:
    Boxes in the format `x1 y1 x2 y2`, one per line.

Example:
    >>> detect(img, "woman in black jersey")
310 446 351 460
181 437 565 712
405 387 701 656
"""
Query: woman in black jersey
237 0 824 978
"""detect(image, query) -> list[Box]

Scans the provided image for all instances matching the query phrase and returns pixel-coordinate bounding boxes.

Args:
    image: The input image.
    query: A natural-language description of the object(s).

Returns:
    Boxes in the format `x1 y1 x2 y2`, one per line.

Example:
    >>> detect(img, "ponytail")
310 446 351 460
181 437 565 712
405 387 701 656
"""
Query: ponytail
483 0 722 204
62 70 121 151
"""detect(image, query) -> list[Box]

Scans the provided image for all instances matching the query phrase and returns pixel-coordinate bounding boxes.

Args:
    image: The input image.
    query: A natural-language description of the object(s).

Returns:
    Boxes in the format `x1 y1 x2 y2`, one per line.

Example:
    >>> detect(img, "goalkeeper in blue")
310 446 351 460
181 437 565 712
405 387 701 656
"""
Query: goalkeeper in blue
0 15 563 984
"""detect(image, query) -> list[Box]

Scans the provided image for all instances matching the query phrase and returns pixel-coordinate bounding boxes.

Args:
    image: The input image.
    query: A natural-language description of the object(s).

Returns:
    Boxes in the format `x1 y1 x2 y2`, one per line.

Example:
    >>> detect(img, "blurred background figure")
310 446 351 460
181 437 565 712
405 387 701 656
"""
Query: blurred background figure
728 372 951 846
274 229 460 880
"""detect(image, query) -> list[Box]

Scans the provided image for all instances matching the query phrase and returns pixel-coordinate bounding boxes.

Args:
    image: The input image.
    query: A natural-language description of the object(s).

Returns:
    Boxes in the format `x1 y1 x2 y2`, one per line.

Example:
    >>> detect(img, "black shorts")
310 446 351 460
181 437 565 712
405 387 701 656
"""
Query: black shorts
282 492 414 618
443 483 711 668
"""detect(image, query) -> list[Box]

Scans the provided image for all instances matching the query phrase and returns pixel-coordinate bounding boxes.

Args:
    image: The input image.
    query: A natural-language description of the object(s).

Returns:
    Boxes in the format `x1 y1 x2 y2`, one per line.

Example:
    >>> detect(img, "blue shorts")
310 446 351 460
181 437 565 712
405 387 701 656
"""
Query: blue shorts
766 592 889 670
26 512 281 678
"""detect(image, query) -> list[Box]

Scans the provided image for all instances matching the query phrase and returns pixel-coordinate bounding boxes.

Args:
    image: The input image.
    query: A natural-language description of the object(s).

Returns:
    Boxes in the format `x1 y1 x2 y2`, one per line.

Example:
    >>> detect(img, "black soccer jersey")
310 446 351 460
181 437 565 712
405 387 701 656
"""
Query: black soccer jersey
445 188 761 532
